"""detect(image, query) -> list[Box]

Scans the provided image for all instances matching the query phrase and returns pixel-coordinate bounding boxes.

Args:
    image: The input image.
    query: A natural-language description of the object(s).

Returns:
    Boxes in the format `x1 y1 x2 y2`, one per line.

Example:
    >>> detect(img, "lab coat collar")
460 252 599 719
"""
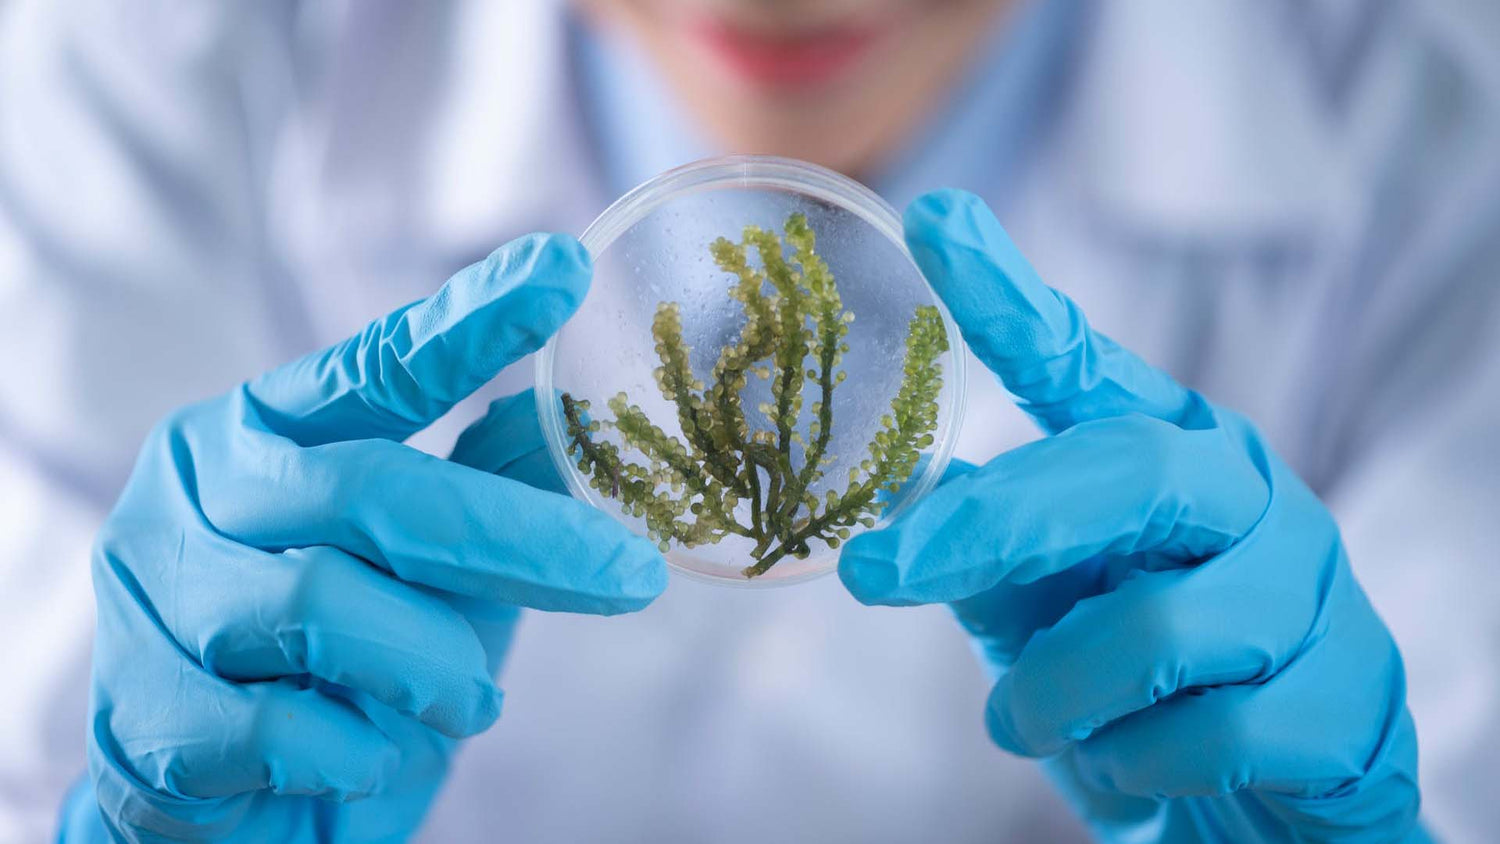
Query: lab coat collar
423 1 1372 251
570 13 717 201
417 1 607 254
1051 0 1370 238
872 0 1087 213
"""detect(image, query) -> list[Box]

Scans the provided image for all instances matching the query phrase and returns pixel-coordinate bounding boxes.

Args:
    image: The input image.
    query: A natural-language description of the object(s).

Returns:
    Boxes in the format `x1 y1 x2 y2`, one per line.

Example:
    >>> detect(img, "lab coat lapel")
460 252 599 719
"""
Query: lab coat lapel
416 1 607 253
278 0 606 342
1052 0 1356 241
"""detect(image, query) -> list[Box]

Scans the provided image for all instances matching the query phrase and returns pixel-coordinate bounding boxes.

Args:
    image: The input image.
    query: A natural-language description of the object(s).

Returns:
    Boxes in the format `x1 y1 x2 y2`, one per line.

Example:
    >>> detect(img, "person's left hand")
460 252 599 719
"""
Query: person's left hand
840 191 1424 843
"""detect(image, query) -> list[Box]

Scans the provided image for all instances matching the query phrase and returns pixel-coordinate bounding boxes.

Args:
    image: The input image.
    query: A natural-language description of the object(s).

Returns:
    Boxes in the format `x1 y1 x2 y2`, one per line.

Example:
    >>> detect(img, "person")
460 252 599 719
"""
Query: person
2 0 1496 840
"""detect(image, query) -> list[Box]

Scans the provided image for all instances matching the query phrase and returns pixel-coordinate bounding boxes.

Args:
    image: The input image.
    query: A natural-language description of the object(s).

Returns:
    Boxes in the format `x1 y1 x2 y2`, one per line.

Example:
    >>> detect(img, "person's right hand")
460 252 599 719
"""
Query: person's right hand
72 234 667 843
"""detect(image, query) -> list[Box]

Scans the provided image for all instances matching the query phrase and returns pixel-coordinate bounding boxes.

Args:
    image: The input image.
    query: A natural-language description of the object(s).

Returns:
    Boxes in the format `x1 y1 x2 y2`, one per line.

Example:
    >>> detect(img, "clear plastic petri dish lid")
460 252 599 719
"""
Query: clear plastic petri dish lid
536 155 966 587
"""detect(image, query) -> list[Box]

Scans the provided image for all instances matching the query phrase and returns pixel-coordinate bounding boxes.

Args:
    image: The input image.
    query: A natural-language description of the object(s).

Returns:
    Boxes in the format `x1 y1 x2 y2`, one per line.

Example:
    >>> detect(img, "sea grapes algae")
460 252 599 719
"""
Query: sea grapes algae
561 213 947 579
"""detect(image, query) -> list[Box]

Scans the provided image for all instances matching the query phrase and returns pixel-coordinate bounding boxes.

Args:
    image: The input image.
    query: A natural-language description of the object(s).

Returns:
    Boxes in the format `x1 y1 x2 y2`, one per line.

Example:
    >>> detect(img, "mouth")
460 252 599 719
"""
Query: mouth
687 17 888 90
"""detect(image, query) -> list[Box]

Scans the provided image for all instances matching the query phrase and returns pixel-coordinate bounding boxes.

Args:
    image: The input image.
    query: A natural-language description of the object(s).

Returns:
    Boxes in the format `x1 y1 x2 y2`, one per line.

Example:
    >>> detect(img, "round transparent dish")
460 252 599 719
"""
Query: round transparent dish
535 155 965 587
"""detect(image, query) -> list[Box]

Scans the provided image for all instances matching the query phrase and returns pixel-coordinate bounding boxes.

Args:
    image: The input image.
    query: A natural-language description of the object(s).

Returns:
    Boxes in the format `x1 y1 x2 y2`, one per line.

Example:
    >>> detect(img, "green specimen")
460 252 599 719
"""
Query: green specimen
562 212 948 579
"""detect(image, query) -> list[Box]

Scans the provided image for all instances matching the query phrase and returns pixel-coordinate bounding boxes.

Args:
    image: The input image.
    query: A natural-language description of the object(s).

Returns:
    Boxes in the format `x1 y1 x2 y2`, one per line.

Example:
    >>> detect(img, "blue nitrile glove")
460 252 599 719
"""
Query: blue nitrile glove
840 191 1426 843
66 234 667 843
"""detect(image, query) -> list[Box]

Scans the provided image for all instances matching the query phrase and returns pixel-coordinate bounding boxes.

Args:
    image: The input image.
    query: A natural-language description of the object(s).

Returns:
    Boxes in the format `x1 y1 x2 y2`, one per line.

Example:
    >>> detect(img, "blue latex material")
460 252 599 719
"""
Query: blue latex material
63 234 667 842
841 190 1427 843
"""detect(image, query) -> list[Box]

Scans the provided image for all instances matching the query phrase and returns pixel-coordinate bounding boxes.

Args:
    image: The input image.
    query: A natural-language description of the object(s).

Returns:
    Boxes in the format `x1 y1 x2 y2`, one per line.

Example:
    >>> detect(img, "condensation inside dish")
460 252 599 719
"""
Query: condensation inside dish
548 186 958 584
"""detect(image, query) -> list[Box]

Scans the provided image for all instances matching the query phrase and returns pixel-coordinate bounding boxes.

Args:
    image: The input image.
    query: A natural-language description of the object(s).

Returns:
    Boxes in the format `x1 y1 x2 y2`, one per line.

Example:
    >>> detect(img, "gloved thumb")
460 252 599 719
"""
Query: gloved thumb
249 234 591 446
903 190 1201 435
450 388 568 494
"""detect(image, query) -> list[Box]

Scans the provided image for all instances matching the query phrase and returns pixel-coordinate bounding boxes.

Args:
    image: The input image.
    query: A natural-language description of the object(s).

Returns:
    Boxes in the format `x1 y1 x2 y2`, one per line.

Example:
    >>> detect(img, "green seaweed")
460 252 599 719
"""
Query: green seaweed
563 212 947 578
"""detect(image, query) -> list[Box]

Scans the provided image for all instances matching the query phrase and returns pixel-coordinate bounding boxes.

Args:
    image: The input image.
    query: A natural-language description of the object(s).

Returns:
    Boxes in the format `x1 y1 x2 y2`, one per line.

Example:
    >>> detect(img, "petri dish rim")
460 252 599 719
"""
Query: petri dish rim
535 154 967 588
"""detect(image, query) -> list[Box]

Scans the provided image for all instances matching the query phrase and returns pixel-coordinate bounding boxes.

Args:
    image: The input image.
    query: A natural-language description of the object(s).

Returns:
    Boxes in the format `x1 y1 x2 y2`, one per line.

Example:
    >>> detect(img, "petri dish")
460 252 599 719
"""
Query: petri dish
535 155 965 587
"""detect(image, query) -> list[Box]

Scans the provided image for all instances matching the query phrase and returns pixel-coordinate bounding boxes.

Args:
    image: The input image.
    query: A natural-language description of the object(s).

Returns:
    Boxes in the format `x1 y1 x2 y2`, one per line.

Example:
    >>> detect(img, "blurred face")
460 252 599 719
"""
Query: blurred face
575 0 1017 176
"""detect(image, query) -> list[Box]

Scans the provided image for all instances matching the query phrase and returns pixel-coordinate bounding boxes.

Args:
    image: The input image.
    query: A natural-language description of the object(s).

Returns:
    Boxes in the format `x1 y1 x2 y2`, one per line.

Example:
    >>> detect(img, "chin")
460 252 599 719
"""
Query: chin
710 107 883 176
601 0 1012 176
669 40 905 175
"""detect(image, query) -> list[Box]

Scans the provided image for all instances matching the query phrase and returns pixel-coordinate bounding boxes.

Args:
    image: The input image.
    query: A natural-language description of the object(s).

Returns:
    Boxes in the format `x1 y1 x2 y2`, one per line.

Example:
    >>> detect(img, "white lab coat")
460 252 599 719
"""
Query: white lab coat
2 1 1498 842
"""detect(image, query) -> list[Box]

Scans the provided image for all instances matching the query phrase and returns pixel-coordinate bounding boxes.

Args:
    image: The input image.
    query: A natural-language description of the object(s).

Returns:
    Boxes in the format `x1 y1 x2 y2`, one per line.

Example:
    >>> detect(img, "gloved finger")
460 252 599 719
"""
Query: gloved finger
90 551 404 829
840 413 1268 606
950 561 1105 673
440 390 551 673
919 456 1105 672
903 190 1209 434
935 454 980 485
436 591 522 677
196 414 666 614
246 233 590 447
450 388 567 493
90 632 399 804
1063 578 1417 804
172 543 501 739
1065 657 1412 804
192 680 398 800
985 562 1311 758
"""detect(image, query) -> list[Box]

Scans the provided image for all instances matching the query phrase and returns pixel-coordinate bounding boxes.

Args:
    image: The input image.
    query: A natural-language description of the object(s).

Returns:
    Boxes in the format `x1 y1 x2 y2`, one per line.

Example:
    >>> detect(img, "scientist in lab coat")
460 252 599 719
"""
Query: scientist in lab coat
2 0 1499 841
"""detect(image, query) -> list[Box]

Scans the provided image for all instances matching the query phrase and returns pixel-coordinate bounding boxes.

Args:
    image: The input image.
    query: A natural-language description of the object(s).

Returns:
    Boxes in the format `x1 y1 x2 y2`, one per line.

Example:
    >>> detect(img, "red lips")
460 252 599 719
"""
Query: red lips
690 18 885 90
